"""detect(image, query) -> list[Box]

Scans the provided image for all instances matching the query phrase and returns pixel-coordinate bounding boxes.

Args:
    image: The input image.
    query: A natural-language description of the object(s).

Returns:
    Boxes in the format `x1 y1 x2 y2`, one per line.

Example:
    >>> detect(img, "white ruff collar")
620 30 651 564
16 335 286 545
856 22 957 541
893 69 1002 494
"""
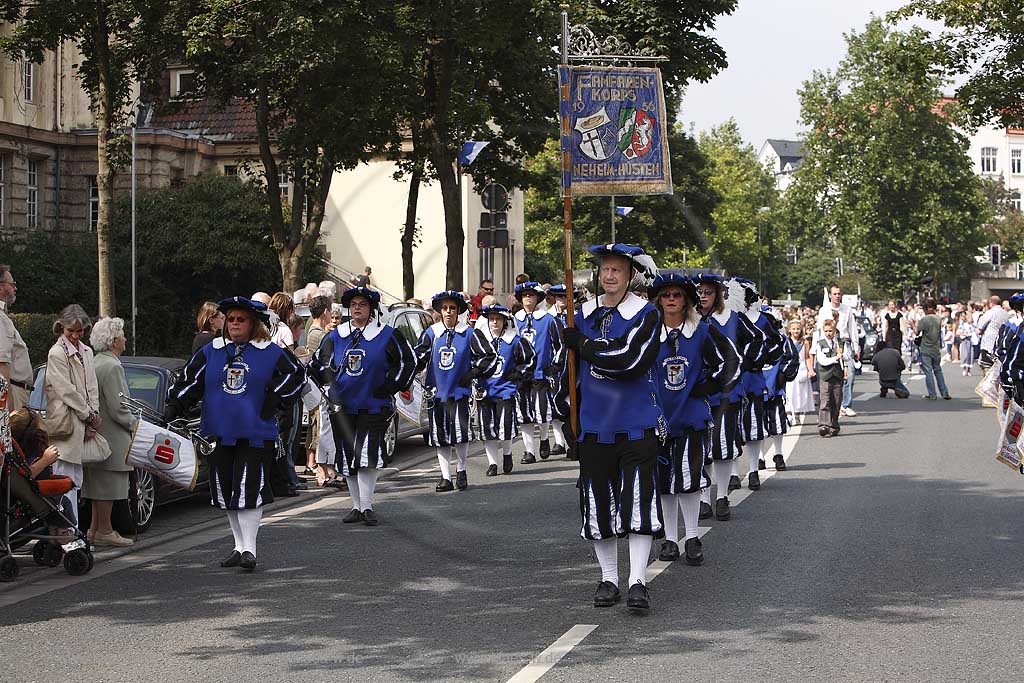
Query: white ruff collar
745 310 760 323
212 337 272 350
581 292 646 321
338 321 385 341
483 325 518 344
430 321 469 336
514 309 548 321
710 309 732 326
660 316 701 342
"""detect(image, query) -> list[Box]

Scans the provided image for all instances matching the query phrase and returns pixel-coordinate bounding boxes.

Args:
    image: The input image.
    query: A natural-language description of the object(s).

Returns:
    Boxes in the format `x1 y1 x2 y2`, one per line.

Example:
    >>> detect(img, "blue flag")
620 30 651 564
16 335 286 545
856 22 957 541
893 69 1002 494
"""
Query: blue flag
459 141 490 166
615 206 634 217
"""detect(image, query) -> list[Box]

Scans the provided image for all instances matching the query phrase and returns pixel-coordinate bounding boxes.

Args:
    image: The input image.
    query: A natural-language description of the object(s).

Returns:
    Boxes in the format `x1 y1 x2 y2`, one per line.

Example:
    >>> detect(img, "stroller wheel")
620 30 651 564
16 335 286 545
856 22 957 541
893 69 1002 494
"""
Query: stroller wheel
42 543 64 567
32 541 48 566
63 548 93 576
0 555 19 582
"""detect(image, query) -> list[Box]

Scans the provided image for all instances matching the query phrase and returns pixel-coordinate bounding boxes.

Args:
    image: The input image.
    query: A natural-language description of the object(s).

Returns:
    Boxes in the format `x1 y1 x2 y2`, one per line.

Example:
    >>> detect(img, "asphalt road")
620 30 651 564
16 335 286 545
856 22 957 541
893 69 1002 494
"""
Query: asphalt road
3 365 1024 682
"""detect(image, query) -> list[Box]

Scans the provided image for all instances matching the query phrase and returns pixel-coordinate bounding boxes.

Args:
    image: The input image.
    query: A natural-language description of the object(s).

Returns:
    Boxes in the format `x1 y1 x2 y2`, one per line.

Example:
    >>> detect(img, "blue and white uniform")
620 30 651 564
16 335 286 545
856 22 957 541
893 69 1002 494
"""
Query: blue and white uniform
513 281 564 461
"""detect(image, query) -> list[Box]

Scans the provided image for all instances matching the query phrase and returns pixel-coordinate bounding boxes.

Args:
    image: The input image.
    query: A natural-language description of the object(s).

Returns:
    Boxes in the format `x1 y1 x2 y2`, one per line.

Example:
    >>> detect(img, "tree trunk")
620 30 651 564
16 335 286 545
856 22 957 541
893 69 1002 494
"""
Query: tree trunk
401 158 423 300
94 3 116 317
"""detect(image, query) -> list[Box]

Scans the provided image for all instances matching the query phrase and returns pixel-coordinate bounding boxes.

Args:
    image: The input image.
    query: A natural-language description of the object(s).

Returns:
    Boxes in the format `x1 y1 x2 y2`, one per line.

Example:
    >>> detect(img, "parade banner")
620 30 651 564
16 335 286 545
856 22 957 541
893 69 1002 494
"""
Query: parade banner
561 65 672 196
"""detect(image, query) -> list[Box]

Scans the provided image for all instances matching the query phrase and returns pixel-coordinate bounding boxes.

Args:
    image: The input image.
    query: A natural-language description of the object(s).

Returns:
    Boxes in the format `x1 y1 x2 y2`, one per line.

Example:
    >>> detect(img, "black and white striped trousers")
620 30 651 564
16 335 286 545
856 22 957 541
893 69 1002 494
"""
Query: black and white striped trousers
659 426 710 495
517 380 553 424
479 396 519 442
741 395 767 443
709 400 742 461
208 442 275 510
763 395 789 436
428 397 475 447
329 410 392 475
578 429 664 541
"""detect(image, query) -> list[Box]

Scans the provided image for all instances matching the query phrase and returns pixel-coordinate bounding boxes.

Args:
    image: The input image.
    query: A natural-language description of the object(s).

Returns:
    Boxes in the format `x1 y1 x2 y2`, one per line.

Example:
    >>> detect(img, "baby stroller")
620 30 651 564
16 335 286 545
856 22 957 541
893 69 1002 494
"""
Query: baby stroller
1 438 93 582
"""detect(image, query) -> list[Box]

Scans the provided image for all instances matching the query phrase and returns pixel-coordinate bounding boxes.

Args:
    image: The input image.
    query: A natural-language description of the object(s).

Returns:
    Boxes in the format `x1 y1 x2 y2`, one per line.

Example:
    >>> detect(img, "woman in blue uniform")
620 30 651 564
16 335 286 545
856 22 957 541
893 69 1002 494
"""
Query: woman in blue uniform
308 287 417 526
692 274 767 521
760 306 800 472
415 291 497 491
166 296 305 571
545 284 572 458
649 274 740 565
729 279 785 492
513 281 563 463
476 305 536 476
561 244 663 613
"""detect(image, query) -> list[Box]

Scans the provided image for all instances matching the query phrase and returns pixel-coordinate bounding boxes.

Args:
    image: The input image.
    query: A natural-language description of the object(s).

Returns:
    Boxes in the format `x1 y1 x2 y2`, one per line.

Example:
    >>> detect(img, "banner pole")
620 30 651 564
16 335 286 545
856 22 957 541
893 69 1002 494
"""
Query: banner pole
559 3 579 444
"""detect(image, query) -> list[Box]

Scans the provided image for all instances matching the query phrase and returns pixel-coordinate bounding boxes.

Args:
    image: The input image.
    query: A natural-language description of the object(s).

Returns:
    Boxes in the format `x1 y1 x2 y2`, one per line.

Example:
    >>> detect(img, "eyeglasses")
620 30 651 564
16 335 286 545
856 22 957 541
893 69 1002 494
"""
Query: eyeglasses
482 287 494 292
0 280 15 286
697 289 716 296
659 291 684 299
225 315 250 323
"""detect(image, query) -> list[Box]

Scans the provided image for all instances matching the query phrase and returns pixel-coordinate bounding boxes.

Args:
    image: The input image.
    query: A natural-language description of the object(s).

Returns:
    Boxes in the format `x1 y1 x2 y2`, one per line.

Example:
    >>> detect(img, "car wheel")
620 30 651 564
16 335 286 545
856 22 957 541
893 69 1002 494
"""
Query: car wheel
384 416 398 464
129 468 157 534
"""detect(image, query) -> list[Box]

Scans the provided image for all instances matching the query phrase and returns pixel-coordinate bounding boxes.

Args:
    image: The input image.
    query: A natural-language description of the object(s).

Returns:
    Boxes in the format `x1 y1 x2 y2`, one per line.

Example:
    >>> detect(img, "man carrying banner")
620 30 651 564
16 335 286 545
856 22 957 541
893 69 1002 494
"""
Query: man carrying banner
561 243 663 613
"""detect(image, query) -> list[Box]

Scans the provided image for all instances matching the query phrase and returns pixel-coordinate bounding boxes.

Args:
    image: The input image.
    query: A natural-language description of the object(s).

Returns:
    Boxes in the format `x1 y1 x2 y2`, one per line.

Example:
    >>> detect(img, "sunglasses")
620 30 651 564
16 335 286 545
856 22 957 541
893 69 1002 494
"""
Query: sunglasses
659 291 685 299
226 315 251 323
482 287 494 292
697 289 716 296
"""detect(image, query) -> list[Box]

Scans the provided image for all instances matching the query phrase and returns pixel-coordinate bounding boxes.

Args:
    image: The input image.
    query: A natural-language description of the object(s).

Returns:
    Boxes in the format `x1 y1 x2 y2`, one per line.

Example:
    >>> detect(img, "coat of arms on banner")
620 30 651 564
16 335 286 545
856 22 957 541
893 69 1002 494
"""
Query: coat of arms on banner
223 362 249 395
345 349 366 377
148 435 182 469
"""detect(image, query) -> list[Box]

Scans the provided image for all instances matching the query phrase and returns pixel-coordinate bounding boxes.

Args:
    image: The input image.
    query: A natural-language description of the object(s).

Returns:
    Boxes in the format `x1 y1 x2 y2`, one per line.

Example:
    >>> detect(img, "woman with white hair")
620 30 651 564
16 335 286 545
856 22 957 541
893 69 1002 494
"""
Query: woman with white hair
86 317 137 547
43 304 106 532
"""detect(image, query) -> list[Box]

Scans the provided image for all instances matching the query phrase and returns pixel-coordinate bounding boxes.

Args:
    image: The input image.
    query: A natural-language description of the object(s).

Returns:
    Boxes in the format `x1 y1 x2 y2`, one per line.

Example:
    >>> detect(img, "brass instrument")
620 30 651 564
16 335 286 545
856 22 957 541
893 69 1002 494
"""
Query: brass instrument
118 393 217 457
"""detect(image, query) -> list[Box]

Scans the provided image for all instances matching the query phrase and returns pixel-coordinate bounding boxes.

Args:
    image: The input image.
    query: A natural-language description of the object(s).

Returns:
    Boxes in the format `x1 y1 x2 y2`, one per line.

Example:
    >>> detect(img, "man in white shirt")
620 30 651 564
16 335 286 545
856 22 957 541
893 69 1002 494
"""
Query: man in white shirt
976 295 1009 370
817 284 861 417
0 265 32 410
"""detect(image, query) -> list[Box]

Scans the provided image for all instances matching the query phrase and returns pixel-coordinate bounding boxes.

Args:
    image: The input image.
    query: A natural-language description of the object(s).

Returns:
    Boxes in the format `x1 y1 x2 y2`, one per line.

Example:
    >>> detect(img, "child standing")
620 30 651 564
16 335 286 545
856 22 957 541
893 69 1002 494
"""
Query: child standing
810 318 848 437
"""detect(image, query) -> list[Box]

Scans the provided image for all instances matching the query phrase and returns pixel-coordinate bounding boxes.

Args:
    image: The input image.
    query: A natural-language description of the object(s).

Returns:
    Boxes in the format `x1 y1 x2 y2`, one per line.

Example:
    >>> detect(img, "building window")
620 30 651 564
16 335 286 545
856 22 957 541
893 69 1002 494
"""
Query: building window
1012 149 1022 175
172 70 197 98
981 147 998 173
278 167 289 201
224 165 238 177
786 244 798 266
1012 191 1022 213
26 160 38 229
22 62 33 103
89 176 99 231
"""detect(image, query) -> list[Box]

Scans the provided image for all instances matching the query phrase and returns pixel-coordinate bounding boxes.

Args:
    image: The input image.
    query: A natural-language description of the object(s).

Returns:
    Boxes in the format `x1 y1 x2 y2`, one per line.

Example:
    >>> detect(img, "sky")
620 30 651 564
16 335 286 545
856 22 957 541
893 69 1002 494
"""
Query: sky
679 0 919 148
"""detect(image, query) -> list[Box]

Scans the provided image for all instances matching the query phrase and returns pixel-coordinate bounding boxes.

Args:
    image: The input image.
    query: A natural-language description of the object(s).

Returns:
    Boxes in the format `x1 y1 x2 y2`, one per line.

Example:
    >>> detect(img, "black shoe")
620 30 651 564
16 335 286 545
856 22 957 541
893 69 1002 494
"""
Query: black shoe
220 550 242 567
728 475 741 491
502 453 514 474
658 540 680 561
748 471 760 491
773 454 786 471
593 580 621 607
880 389 887 398
699 501 713 520
550 443 567 455
435 478 454 492
684 537 704 566
362 509 378 526
239 551 257 571
715 497 730 521
521 452 536 464
626 581 650 612
280 488 300 497
342 509 364 524
943 395 952 400
456 470 468 490
758 458 766 470
486 464 498 477
818 426 832 438
293 482 309 490
539 439 551 460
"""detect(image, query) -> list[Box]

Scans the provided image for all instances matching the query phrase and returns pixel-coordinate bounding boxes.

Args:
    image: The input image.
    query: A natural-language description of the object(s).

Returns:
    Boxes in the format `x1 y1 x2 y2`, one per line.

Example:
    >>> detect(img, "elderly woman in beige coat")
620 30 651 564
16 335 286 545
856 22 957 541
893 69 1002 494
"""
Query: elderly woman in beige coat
43 304 107 532
87 317 136 547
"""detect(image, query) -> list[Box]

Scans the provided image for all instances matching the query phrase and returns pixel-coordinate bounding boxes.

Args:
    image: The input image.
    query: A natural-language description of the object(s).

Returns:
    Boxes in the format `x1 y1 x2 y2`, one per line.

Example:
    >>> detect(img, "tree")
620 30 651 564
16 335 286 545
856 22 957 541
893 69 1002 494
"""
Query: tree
0 0 175 316
524 125 720 281
896 1 1024 128
697 119 778 282
184 0 405 292
782 18 990 296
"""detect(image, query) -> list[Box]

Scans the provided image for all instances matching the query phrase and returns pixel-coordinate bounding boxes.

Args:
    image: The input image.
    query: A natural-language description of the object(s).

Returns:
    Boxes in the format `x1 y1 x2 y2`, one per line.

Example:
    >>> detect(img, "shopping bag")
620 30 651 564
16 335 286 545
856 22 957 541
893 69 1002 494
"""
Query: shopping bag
976 360 1002 408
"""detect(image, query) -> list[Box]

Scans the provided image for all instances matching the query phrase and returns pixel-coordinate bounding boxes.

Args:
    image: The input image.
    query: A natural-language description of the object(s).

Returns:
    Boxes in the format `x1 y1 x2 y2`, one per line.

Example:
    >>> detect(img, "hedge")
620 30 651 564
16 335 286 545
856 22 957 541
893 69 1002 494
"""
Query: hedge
11 313 60 367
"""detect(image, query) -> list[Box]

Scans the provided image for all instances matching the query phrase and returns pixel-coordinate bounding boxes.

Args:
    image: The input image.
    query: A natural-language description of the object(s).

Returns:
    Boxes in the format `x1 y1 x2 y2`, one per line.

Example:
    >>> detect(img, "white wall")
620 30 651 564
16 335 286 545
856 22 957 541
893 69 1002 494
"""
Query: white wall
965 124 1024 207
320 159 525 304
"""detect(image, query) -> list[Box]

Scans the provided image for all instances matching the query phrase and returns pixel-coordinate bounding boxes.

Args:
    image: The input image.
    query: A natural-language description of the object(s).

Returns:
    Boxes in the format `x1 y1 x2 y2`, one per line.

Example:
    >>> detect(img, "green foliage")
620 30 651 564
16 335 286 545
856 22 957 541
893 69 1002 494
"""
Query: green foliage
523 126 721 282
783 18 990 297
697 119 778 281
896 1 1024 128
10 313 59 366
0 232 99 315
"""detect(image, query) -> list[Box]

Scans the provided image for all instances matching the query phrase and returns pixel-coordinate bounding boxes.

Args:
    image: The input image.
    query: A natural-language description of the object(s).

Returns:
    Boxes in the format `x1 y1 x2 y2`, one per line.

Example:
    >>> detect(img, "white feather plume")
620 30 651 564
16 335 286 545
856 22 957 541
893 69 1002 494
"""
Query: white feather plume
725 278 747 314
631 253 659 289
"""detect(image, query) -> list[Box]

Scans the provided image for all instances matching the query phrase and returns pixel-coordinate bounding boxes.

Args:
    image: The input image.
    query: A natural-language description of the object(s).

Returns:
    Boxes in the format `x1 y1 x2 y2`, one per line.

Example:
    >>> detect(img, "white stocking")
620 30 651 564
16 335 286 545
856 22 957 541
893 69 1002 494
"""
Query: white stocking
701 487 711 506
551 419 566 447
522 428 537 455
356 469 378 510
593 537 618 585
236 508 262 556
628 534 653 586
454 443 470 472
501 439 513 456
679 492 701 540
226 510 242 552
770 435 784 461
713 460 732 501
346 473 362 511
538 422 550 441
437 448 452 480
661 494 679 544
484 442 500 467
747 440 763 474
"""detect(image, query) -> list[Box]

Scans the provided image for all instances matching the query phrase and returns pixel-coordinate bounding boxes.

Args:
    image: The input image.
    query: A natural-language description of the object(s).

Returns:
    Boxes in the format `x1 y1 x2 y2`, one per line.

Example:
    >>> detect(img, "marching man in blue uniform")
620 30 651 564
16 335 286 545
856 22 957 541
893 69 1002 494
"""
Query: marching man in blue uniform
308 287 418 526
692 273 767 521
729 279 785 492
561 244 663 613
545 284 572 458
415 291 497 492
476 305 536 476
759 306 801 472
166 296 305 571
648 274 740 565
513 281 564 464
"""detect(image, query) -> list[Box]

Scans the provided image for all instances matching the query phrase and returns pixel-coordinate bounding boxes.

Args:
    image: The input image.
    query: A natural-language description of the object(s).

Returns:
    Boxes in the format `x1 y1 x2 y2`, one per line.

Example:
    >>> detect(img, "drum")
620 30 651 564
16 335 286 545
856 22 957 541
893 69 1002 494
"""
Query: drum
125 419 199 492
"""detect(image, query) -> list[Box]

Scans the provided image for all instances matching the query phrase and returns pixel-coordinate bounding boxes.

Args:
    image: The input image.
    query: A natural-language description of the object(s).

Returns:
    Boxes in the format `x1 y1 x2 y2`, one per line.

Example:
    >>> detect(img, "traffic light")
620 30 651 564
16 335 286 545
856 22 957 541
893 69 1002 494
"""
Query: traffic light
991 244 1002 268
834 257 844 277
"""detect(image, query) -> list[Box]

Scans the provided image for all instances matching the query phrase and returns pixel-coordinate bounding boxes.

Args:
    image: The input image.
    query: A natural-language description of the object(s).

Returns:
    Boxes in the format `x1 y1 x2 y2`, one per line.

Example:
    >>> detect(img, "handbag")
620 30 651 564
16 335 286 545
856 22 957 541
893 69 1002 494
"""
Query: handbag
80 429 111 465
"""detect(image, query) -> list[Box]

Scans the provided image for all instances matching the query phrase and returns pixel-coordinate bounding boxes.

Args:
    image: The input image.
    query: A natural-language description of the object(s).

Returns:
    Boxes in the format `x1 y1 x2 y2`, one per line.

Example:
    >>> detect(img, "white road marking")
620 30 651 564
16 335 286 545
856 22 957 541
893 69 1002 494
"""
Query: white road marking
505 624 598 683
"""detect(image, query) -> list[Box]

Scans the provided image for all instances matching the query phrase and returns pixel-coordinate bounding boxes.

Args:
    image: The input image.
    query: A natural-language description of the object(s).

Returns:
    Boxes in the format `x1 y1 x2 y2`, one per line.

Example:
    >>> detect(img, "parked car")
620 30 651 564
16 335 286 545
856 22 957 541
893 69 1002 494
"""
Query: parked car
857 315 878 363
29 356 207 534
